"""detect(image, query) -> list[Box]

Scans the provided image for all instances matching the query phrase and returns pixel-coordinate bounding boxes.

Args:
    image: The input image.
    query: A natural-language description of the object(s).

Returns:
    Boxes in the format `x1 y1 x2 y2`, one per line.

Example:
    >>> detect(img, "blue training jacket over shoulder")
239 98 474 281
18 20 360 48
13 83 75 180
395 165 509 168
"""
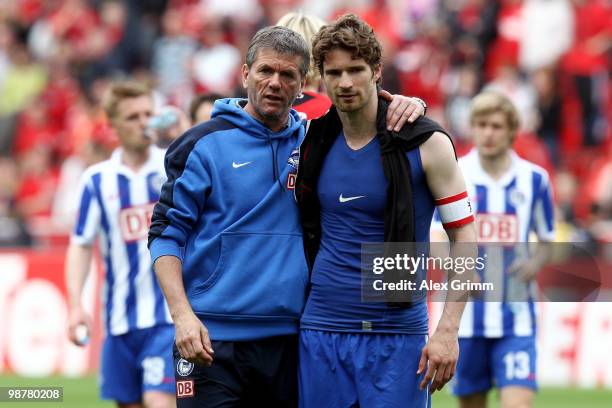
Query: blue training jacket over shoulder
148 98 309 341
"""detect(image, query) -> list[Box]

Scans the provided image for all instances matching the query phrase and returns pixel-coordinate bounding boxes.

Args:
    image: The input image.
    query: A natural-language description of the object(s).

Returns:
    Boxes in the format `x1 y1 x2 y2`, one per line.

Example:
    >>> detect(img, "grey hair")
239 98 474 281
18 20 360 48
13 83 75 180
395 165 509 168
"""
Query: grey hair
245 26 310 77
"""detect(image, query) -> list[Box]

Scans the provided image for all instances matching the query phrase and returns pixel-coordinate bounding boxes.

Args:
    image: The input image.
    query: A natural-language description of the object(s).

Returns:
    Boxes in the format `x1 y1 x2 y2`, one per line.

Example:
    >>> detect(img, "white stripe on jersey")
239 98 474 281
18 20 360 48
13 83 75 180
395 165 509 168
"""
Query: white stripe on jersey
128 172 152 329
483 247 504 338
513 302 533 336
71 146 171 336
102 169 130 335
458 149 554 338
458 302 474 337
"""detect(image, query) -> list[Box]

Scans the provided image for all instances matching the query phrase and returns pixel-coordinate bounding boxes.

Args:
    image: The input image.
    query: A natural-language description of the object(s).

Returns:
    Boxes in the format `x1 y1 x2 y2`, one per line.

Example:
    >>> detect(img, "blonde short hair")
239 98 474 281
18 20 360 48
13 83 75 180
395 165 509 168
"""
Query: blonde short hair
276 12 326 85
102 80 151 120
469 91 520 133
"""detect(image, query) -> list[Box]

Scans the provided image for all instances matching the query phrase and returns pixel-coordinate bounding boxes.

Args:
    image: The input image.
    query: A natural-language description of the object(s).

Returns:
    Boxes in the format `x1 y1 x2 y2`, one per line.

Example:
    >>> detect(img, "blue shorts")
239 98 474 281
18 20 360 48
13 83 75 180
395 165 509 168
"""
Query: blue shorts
100 325 175 403
299 329 431 408
452 336 537 397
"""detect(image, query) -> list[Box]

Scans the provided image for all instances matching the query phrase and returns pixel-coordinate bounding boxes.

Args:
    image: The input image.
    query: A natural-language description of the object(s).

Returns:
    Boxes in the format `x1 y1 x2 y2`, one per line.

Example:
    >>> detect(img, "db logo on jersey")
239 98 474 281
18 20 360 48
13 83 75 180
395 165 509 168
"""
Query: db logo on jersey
287 173 296 190
477 214 518 243
119 203 155 242
176 380 194 398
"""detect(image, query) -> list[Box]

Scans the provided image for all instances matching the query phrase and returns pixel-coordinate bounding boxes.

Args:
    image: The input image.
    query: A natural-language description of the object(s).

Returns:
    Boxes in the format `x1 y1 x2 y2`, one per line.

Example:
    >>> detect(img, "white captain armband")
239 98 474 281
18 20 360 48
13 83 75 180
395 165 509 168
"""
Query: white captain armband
435 191 475 229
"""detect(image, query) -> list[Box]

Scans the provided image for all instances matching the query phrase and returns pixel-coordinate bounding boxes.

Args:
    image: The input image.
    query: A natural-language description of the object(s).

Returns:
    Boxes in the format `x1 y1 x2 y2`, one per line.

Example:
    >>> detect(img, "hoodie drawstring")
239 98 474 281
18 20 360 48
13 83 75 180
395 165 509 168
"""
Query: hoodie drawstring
267 135 284 191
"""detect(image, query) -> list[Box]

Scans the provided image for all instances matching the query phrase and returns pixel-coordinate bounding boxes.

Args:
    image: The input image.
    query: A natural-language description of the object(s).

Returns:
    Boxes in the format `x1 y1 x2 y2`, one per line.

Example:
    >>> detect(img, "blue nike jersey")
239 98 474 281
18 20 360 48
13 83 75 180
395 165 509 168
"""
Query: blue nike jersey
300 133 434 334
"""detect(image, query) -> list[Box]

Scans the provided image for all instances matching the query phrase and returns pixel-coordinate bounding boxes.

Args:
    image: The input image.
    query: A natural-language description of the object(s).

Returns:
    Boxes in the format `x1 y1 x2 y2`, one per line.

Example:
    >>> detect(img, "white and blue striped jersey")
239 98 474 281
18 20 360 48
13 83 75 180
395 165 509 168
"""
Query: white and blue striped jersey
72 146 172 336
457 149 555 338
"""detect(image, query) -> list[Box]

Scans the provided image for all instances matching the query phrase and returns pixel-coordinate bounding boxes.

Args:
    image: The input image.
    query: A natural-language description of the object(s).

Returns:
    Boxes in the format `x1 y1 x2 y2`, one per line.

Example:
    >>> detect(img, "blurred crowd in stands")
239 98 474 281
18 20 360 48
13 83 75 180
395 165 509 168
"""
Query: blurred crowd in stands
0 0 610 247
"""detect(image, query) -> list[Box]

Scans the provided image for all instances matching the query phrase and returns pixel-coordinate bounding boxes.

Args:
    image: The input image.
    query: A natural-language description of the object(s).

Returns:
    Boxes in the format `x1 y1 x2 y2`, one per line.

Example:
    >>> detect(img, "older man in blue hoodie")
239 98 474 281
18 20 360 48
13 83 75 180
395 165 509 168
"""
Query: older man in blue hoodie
148 25 424 407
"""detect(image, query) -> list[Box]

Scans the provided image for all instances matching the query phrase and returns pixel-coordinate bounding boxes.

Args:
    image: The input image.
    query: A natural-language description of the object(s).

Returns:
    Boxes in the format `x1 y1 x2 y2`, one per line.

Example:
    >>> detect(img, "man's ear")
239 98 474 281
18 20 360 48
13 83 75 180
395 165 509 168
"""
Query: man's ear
241 64 249 89
373 64 382 83
300 75 306 93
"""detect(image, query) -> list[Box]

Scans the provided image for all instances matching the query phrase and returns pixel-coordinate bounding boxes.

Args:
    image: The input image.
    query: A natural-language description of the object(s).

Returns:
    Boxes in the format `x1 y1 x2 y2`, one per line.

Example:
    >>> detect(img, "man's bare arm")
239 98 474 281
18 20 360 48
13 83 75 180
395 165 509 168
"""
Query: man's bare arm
65 244 93 346
154 255 214 366
418 132 477 393
508 240 553 282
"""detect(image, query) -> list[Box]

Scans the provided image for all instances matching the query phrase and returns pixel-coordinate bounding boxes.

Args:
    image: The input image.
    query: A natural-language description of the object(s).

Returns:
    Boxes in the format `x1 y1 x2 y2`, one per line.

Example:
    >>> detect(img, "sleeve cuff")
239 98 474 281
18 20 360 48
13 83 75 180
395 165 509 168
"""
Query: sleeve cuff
150 237 183 264
70 235 94 246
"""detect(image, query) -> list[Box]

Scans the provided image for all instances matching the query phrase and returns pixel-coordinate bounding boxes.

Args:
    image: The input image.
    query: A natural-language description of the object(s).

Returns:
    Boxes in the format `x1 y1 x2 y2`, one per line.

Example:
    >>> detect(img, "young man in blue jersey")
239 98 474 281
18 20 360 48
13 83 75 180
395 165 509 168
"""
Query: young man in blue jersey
294 14 477 408
65 81 176 408
148 25 425 408
434 92 555 408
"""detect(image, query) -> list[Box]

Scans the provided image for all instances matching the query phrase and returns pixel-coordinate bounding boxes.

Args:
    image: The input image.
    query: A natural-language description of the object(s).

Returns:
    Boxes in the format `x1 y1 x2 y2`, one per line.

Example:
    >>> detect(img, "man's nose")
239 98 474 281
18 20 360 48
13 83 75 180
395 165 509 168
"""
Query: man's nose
268 73 281 89
483 125 496 137
339 72 353 89
139 114 150 129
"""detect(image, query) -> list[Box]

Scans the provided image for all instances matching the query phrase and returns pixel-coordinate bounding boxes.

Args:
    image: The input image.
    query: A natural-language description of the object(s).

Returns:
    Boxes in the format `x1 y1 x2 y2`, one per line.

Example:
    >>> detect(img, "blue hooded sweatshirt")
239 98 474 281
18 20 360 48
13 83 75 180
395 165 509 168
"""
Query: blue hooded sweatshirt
148 98 309 341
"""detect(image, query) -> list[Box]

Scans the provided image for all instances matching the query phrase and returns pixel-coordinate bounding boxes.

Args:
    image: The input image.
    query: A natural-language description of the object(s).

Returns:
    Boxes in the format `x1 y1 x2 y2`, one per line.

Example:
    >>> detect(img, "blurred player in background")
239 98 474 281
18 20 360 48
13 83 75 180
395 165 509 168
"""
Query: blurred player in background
277 11 426 124
188 93 224 125
433 92 554 408
65 81 176 408
276 12 331 120
295 15 476 407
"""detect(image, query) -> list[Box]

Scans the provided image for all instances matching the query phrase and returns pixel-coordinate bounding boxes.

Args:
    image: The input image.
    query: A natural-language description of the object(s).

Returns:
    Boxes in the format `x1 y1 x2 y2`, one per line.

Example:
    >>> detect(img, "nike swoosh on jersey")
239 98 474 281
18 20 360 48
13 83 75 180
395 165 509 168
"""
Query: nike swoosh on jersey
232 161 252 168
339 194 365 203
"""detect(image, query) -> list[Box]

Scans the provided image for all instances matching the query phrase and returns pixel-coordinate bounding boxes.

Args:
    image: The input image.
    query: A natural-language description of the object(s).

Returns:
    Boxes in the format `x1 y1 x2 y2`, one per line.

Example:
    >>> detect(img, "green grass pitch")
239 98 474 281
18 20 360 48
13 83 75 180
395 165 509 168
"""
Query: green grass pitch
0 375 611 407
432 387 612 408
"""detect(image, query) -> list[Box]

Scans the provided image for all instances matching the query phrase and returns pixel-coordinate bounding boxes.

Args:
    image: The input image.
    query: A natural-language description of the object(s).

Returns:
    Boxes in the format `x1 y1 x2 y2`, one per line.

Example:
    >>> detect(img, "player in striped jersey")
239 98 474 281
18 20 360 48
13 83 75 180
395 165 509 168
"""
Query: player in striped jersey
65 81 176 408
434 92 554 408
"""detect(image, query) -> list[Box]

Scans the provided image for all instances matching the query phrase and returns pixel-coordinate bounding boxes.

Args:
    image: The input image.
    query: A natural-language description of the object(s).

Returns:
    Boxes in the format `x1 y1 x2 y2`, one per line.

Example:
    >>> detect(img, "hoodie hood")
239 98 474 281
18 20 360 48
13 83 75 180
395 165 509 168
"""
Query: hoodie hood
211 98 304 140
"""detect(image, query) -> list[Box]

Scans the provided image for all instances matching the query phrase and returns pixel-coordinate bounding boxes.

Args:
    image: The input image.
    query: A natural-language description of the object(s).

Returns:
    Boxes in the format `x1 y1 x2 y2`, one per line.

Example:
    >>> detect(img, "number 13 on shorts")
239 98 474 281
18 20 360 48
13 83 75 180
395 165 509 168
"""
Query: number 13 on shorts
503 351 530 380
